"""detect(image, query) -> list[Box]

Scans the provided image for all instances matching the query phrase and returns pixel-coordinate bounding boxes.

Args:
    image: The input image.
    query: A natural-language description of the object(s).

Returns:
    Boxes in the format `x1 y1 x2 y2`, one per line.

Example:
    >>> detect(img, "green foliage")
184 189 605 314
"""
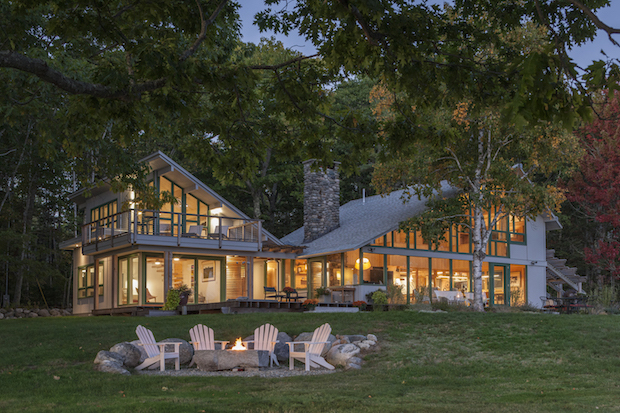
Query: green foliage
386 284 405 305
314 286 330 298
162 290 181 311
371 289 388 311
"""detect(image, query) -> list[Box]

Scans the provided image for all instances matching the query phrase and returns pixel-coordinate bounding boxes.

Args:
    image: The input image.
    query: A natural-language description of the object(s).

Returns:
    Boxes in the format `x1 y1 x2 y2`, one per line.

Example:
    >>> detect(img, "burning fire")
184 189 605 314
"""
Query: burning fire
230 338 247 351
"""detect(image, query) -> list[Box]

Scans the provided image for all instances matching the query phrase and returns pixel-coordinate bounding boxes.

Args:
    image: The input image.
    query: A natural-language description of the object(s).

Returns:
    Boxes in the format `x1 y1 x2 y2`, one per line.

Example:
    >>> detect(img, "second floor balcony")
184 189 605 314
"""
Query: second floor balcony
81 210 264 255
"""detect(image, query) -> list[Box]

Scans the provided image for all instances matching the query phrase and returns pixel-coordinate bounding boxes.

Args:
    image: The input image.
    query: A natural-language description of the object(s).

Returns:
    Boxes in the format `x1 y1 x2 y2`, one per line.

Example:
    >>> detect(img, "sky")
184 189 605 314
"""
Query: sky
238 1 620 69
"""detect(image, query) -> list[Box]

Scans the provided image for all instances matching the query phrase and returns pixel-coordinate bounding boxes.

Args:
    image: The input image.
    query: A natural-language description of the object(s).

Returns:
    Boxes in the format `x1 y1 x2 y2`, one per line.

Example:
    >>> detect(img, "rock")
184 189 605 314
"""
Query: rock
367 334 377 342
160 338 193 365
130 340 149 363
38 309 51 317
357 341 371 350
15 308 24 314
194 350 270 371
94 350 125 365
0 308 6 314
24 309 31 314
96 359 131 375
294 333 336 357
110 342 142 368
348 356 363 365
345 362 362 370
62 309 72 316
274 332 292 362
361 340 375 347
0 313 4 320
326 344 361 367
345 335 366 342
6 311 14 318
50 309 61 316
27 312 38 318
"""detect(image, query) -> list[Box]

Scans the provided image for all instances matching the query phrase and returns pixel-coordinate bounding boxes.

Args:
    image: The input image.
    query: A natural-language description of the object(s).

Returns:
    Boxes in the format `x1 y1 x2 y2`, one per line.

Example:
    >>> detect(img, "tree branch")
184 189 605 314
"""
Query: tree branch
568 0 620 46
249 54 318 70
179 0 230 62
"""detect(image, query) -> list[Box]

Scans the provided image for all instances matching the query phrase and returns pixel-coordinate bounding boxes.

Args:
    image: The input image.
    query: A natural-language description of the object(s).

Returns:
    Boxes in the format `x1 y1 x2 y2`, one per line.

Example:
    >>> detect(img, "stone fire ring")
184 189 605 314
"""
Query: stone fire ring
194 350 270 371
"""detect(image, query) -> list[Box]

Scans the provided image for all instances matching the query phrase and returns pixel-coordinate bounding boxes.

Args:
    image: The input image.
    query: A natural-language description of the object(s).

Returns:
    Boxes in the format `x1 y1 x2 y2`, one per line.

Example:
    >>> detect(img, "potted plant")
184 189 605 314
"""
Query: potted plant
302 299 319 311
352 300 367 311
282 286 297 301
177 284 192 306
163 285 191 310
314 286 331 303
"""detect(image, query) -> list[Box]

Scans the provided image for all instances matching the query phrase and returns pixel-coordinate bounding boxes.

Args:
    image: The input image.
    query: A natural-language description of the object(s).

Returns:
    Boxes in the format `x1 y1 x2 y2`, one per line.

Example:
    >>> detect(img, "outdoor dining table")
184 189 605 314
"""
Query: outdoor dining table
546 296 590 314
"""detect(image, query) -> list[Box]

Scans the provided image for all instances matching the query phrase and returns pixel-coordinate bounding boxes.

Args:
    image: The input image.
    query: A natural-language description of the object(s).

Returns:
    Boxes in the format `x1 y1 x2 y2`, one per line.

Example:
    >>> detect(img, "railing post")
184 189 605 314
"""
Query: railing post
218 217 222 249
258 220 262 251
177 214 181 246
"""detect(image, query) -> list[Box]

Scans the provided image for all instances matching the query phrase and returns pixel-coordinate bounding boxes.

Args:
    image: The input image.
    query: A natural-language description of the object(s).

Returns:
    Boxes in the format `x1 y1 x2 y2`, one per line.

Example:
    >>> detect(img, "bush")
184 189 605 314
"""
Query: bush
162 289 181 311
352 300 367 311
371 290 388 312
386 284 406 305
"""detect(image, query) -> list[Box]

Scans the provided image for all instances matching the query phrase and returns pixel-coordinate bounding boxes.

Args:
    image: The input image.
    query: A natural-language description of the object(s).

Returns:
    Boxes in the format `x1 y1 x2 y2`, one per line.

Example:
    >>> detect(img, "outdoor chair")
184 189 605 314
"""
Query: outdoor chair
184 224 203 237
135 325 181 371
286 323 334 371
188 324 229 367
264 286 283 301
245 323 280 367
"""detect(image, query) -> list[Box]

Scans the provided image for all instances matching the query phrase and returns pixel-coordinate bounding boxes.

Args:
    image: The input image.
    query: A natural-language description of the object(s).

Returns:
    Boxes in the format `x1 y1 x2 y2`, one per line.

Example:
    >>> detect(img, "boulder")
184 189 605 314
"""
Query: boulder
94 350 125 365
15 308 24 314
348 356 363 366
6 311 14 318
274 331 292 362
294 333 336 357
345 335 366 343
367 334 378 342
27 312 38 318
361 340 375 347
345 362 362 370
325 344 360 367
357 341 371 350
110 342 142 368
50 309 61 316
130 340 148 363
160 338 193 365
96 359 130 375
0 313 4 320
38 309 51 317
0 308 6 314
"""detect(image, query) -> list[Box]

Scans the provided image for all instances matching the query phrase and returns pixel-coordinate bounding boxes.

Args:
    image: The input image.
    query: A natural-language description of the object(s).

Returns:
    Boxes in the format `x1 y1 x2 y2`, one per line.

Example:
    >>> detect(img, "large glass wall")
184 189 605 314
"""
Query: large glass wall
144 256 164 304
172 257 196 304
362 253 384 285
310 260 324 295
509 265 526 306
226 256 247 299
77 262 103 298
452 259 470 293
343 251 357 285
409 257 429 303
293 260 307 290
266 260 278 288
197 258 220 303
431 258 451 291
326 254 342 287
119 255 139 305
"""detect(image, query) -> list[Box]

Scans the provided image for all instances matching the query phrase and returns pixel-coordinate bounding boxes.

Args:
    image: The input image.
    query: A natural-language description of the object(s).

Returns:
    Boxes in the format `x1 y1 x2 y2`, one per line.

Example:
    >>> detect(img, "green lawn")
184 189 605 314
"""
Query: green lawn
1 311 619 412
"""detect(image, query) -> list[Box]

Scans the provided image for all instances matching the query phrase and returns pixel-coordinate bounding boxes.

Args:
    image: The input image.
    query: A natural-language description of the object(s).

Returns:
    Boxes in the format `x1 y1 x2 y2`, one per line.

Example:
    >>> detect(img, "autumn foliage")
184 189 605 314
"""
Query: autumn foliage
565 91 620 279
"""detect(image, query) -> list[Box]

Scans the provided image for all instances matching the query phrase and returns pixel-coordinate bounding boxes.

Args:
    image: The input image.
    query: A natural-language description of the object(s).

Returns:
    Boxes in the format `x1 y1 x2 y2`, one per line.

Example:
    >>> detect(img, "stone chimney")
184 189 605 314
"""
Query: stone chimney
303 159 340 243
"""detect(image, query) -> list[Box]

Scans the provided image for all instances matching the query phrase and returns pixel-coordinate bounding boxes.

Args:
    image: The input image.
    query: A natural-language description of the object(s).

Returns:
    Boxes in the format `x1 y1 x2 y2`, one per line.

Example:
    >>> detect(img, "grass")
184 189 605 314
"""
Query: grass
1 311 620 412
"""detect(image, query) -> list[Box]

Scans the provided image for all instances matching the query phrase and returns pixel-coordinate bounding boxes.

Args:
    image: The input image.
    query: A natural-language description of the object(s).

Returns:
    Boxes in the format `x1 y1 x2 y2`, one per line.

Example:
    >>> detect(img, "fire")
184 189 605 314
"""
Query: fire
230 337 246 351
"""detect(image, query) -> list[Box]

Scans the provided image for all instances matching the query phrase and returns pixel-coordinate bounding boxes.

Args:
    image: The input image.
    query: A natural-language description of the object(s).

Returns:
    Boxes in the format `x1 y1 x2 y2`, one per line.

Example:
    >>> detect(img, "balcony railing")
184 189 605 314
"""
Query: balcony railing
81 210 263 250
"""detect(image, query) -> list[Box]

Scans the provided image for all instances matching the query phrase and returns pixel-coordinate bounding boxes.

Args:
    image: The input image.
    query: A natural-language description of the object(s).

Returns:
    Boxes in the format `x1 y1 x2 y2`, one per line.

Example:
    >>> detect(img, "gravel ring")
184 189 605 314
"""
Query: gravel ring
134 366 338 378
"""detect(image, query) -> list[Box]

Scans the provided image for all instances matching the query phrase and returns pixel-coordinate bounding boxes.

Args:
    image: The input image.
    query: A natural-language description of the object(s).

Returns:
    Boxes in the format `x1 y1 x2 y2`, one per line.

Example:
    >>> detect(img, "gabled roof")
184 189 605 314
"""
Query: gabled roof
281 183 457 258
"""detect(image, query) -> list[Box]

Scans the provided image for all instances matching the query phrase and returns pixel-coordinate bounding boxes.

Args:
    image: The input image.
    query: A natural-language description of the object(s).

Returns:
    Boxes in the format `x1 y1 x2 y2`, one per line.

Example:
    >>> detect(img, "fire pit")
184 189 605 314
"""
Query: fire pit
193 338 270 371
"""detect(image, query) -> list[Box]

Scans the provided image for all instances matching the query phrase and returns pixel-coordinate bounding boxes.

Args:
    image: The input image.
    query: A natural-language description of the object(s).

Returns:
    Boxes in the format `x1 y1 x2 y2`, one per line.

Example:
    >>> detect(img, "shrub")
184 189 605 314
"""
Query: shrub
371 290 388 311
162 289 181 311
386 284 406 305
302 299 318 311
314 286 331 298
352 300 367 311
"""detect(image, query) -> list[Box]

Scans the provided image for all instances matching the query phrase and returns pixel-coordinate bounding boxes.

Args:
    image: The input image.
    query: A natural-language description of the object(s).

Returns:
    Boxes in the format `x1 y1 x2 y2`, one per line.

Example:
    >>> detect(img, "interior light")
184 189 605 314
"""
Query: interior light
155 261 161 265
211 207 223 215
173 257 180 261
354 258 371 270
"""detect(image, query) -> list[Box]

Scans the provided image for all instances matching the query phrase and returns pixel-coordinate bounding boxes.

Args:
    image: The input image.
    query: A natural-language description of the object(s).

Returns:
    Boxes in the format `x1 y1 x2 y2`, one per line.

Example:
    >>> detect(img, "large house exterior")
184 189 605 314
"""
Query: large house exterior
61 152 581 315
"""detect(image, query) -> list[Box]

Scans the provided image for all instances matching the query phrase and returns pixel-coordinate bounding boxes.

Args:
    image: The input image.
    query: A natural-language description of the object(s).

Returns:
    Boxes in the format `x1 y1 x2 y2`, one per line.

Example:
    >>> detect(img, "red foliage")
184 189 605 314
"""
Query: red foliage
565 90 620 277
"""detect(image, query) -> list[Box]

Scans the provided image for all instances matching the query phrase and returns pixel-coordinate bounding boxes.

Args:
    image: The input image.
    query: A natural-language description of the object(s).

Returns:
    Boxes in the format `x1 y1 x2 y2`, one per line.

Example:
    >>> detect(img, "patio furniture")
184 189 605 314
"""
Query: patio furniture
287 323 335 371
184 225 203 237
208 225 229 239
189 324 229 366
245 323 280 367
135 325 181 371
264 286 283 301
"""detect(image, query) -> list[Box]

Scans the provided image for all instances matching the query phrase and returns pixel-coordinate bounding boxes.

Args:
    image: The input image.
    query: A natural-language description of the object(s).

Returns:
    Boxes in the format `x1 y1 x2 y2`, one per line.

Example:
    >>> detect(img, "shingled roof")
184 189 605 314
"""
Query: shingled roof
281 183 457 258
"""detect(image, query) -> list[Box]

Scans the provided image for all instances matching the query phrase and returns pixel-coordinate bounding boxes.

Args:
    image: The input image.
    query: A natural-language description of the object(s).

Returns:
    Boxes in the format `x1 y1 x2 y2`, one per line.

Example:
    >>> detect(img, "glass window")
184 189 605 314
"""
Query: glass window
415 231 429 250
293 260 307 290
118 255 139 305
326 254 342 287
198 259 220 303
145 256 164 304
431 258 450 291
510 265 526 306
310 260 324 295
409 257 429 303
266 260 278 288
343 251 357 285
394 231 407 248
77 262 103 298
172 257 196 304
386 255 407 304
362 253 384 285
452 260 470 293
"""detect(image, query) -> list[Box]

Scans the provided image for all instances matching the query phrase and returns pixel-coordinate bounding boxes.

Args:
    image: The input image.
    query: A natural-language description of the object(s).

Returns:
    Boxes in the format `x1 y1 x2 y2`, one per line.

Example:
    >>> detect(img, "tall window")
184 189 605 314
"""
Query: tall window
119 255 139 305
90 200 117 226
145 255 165 304
77 263 103 298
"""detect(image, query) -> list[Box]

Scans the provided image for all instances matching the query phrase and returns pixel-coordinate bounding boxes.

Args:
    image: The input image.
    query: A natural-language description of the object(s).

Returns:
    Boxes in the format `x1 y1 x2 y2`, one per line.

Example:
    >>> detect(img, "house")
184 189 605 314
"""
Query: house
61 152 580 315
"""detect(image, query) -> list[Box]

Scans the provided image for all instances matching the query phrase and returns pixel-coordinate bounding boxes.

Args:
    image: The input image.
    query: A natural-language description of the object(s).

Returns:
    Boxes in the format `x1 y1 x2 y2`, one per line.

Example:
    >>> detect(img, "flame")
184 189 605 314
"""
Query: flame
230 338 246 351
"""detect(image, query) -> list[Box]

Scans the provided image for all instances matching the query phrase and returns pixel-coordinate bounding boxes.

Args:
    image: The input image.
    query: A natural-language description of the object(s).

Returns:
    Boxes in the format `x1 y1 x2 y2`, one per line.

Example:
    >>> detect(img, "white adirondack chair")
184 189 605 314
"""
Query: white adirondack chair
134 325 180 371
286 323 335 371
248 323 279 367
188 324 229 367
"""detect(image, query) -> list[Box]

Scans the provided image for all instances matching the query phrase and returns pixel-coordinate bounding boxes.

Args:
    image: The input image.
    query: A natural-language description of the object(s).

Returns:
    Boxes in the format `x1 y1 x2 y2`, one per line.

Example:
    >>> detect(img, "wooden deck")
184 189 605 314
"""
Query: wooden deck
90 300 355 316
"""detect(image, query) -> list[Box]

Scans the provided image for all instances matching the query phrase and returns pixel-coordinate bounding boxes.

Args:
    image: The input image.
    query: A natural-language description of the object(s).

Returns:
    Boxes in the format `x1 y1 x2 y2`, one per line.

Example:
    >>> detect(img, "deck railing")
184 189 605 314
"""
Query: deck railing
81 210 263 250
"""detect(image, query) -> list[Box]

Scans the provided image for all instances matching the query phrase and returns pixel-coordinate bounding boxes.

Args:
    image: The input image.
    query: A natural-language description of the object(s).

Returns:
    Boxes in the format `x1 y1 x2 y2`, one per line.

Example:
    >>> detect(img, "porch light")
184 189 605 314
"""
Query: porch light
354 258 371 270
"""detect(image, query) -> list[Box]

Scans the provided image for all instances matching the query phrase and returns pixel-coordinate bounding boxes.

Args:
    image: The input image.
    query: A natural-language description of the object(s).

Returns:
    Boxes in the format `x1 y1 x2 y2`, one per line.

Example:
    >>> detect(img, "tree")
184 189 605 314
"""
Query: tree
562 90 620 286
